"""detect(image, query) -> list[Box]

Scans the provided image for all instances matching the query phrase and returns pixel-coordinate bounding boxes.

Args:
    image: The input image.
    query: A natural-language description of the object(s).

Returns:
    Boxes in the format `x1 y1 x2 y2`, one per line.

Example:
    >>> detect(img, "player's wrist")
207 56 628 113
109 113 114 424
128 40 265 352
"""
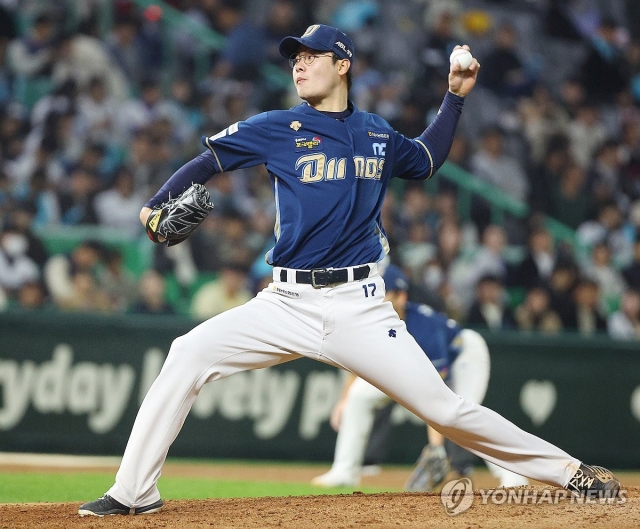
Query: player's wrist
140 207 153 226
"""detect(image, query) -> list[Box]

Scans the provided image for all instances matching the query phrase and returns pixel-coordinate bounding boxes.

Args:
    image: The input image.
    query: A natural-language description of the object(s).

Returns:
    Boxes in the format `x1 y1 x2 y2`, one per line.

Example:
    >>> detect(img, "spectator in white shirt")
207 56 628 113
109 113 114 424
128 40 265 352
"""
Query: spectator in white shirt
608 289 640 340
94 166 146 238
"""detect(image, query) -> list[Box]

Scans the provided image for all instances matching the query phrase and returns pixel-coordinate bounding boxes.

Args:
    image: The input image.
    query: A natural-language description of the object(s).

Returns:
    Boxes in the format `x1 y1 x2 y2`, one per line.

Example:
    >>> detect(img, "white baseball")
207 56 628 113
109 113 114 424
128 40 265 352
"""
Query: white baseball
450 48 473 71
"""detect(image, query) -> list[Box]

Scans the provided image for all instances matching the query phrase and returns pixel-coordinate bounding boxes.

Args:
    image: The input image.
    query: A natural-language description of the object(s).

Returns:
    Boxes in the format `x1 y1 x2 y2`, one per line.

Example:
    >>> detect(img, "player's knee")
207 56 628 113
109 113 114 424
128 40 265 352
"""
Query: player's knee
429 395 466 429
166 335 192 363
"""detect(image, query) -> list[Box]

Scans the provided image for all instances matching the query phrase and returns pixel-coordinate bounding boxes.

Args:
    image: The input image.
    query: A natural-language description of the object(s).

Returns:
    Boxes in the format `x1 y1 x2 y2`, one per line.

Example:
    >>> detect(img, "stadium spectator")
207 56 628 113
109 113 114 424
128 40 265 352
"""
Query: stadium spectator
212 0 265 81
105 16 141 84
57 168 99 225
465 274 515 330
77 76 119 147
582 242 627 314
578 18 629 104
424 220 469 321
470 125 529 203
117 79 173 143
547 261 580 328
131 269 175 315
588 139 625 211
471 224 510 282
566 103 608 170
528 135 571 214
570 277 608 335
100 247 137 312
577 201 630 267
0 224 40 296
479 22 534 98
44 240 104 305
94 166 145 238
6 12 56 79
517 84 570 166
398 220 435 281
607 289 640 339
619 120 640 201
124 128 173 196
56 269 112 313
52 30 129 101
189 261 252 320
511 227 557 289
547 162 595 230
514 285 563 334
16 280 48 310
622 238 640 290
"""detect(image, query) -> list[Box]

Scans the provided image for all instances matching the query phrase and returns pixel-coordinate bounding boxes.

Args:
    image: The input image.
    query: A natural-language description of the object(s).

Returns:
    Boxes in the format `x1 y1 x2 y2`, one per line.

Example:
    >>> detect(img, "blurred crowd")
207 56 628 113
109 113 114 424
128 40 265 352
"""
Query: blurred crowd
0 0 639 340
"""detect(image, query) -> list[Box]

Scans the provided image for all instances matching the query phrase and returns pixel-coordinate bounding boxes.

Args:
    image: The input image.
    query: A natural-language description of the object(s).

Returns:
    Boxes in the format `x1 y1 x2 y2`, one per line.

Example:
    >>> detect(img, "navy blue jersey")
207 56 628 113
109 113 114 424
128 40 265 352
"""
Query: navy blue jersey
404 301 462 381
202 104 437 269
147 94 463 270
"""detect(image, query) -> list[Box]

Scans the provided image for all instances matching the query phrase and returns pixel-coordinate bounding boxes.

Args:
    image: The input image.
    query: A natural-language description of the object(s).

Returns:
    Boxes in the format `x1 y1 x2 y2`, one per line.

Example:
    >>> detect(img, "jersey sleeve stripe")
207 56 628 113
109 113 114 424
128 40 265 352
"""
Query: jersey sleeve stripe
273 176 281 240
204 137 224 172
414 139 434 179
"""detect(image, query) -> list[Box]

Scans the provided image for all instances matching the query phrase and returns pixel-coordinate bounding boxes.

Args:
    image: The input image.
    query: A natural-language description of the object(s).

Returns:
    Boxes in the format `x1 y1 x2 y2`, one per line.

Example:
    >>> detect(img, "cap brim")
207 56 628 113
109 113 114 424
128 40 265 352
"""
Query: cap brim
279 36 333 59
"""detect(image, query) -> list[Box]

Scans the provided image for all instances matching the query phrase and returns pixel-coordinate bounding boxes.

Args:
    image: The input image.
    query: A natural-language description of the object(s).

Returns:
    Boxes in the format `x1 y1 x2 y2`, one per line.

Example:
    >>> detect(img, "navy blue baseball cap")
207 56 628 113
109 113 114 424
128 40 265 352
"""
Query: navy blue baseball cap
383 264 409 292
279 24 354 62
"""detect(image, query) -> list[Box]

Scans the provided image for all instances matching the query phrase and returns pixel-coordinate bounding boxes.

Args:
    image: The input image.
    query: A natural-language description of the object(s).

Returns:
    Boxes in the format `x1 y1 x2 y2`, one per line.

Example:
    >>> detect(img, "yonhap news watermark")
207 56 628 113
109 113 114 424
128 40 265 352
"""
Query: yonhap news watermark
440 478 627 516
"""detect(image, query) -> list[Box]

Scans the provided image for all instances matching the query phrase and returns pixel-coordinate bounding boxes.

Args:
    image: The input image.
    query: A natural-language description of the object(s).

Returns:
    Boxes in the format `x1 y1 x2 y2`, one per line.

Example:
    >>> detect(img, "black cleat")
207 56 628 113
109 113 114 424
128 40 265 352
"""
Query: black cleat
566 464 621 498
78 494 164 516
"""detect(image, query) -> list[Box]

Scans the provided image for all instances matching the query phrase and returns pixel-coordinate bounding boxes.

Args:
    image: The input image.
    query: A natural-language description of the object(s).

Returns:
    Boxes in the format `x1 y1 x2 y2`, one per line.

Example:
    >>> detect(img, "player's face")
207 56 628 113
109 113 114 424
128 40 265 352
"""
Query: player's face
291 46 343 102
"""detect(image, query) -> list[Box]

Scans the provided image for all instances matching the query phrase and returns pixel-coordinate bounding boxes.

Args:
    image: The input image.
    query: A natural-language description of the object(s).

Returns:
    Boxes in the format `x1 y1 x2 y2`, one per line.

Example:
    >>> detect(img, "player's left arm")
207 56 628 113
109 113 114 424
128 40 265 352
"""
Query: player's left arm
140 114 272 228
391 45 480 180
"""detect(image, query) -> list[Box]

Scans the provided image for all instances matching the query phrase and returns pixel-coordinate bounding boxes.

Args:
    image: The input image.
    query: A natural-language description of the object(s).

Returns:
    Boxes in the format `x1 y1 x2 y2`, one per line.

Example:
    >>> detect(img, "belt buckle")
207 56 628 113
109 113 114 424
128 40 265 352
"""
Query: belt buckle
311 268 330 288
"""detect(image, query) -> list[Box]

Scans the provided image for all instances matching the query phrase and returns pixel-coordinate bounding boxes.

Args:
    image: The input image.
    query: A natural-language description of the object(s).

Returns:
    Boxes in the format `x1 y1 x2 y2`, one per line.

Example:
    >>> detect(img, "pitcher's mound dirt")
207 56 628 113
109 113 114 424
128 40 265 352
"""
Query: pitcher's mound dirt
1 487 637 529
1 460 638 528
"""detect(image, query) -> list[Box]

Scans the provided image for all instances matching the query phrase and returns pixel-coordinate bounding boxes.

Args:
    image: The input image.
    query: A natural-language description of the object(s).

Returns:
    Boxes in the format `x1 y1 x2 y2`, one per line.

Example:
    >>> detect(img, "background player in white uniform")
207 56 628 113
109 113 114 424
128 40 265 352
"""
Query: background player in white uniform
79 23 619 517
311 264 529 490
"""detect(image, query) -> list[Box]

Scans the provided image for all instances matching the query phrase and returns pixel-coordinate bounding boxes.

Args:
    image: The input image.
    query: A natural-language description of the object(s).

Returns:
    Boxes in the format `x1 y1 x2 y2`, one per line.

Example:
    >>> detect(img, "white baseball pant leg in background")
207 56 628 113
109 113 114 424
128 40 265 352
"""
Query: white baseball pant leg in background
453 329 529 487
107 267 579 507
325 377 391 484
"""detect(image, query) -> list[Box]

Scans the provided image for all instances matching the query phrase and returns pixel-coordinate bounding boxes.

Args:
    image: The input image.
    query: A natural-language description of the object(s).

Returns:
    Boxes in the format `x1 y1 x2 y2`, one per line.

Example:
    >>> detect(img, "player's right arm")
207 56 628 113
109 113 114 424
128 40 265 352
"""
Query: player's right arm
390 92 464 181
391 50 479 181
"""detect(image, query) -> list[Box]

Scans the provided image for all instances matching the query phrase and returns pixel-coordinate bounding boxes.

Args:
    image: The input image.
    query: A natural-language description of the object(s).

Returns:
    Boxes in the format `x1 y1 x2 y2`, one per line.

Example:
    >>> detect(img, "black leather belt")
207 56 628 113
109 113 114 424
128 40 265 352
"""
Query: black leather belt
279 265 371 288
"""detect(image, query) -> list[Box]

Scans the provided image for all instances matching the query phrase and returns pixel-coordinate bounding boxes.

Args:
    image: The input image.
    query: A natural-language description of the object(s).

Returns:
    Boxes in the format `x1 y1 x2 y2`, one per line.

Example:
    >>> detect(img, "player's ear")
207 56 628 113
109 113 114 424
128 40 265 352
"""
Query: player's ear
338 59 351 75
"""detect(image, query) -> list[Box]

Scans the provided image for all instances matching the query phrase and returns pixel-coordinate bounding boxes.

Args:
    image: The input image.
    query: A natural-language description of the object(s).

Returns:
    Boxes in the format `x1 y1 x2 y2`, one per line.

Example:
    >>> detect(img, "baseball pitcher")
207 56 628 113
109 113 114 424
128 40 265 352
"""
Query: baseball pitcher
80 23 619 516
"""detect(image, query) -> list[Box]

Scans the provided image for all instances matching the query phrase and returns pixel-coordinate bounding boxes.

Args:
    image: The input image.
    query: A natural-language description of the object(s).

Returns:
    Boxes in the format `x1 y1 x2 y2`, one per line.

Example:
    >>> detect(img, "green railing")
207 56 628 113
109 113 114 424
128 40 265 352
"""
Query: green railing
34 225 153 277
432 162 582 251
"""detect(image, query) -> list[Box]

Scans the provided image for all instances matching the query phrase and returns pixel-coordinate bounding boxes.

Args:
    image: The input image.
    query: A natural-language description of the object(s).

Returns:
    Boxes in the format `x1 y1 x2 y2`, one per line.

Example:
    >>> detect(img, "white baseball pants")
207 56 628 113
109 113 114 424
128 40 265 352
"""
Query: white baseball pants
108 267 579 507
327 328 528 486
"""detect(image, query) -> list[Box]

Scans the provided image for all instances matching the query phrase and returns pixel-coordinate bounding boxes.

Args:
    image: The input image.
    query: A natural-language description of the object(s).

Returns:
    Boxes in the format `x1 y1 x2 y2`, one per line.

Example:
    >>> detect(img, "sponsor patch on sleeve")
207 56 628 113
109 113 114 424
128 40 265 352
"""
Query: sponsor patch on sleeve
294 136 324 152
367 131 390 140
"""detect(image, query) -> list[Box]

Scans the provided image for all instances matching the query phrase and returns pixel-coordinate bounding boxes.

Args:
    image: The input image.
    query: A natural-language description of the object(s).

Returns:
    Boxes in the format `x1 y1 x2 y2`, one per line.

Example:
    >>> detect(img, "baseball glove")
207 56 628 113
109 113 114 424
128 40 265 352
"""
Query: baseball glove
145 183 214 246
